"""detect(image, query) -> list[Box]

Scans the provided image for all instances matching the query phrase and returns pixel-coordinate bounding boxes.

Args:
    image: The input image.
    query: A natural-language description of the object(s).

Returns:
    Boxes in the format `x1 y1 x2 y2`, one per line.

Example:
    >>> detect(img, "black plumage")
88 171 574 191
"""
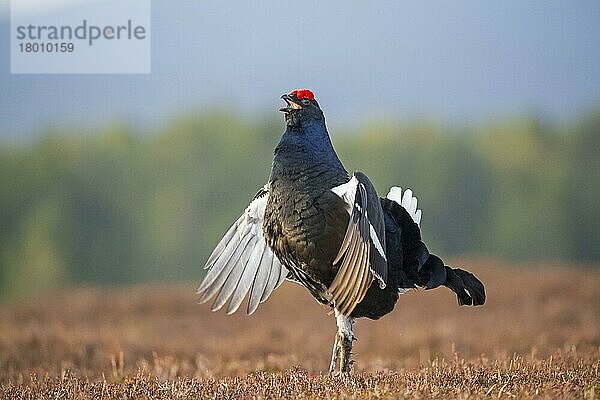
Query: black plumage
197 89 486 376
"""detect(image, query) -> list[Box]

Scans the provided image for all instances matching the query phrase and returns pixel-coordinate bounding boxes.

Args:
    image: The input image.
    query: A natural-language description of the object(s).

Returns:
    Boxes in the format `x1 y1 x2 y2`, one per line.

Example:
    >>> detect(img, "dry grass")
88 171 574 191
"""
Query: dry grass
1 259 598 399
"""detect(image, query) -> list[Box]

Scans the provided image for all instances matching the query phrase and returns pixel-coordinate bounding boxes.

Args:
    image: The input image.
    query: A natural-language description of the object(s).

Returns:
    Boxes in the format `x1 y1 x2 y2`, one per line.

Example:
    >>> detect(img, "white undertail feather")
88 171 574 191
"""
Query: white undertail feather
386 186 422 226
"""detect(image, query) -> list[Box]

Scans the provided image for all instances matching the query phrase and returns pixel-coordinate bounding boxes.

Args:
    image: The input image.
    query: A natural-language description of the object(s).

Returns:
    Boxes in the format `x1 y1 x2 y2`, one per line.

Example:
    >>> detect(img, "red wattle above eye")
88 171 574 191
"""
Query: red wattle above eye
290 89 315 101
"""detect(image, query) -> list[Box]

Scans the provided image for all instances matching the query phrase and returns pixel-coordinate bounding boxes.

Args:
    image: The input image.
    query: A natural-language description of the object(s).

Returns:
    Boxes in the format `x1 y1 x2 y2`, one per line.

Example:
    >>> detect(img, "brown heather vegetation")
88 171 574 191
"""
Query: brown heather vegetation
1 259 598 399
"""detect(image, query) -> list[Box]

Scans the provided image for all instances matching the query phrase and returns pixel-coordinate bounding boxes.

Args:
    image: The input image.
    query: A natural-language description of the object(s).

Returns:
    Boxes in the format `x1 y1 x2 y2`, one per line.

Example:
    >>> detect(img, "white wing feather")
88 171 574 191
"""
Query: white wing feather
197 185 288 315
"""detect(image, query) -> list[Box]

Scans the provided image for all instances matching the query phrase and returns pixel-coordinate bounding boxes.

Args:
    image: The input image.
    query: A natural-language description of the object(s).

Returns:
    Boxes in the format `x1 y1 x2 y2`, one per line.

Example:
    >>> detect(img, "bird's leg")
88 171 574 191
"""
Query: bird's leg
328 332 340 375
334 309 355 377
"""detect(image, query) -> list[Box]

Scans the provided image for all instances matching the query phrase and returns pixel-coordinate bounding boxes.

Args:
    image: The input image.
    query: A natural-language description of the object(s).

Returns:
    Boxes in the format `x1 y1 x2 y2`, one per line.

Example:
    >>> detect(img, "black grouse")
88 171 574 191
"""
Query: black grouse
197 89 486 376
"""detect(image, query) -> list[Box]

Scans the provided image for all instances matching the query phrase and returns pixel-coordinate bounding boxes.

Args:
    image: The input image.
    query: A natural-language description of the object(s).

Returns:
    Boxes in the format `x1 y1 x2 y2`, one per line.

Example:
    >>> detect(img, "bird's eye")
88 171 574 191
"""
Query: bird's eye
301 99 311 105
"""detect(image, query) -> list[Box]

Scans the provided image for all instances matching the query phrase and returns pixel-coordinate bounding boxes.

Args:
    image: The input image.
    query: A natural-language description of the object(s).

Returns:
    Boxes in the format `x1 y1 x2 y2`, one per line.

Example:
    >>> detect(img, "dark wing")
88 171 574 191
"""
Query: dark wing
328 172 387 315
196 184 288 315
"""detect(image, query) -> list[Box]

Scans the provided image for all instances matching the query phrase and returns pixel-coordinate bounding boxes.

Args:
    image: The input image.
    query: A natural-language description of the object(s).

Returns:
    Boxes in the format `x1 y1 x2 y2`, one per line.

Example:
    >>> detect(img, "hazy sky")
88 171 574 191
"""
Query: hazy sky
1 1 599 139
6 0 100 16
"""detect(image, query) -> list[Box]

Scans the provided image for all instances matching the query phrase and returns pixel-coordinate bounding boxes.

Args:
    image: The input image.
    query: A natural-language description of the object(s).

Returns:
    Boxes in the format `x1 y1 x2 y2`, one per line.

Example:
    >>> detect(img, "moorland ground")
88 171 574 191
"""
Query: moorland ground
1 259 598 399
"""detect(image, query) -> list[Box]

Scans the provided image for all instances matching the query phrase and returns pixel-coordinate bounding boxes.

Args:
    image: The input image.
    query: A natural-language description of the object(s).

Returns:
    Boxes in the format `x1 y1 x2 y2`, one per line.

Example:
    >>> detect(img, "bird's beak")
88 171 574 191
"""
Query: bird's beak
279 94 302 113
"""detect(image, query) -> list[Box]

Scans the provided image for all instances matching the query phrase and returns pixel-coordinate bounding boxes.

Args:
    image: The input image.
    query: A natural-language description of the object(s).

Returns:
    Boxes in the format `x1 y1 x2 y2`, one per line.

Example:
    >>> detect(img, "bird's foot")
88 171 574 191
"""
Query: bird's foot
329 334 353 377
330 370 351 380
329 365 352 379
330 364 353 380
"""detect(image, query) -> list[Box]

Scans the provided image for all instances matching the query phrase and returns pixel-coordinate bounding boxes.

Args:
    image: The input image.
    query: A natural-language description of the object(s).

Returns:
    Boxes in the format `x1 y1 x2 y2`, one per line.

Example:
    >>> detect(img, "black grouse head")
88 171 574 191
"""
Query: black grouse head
279 89 323 127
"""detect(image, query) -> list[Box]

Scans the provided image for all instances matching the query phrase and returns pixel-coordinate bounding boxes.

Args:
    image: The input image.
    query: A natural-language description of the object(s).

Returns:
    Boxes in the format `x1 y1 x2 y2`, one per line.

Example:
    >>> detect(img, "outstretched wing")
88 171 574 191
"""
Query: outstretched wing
197 184 288 315
329 172 387 316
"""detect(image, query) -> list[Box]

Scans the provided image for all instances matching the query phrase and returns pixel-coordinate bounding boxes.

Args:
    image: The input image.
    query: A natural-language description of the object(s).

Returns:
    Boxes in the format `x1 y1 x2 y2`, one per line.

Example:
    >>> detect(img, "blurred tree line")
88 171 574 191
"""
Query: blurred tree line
1 110 599 296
